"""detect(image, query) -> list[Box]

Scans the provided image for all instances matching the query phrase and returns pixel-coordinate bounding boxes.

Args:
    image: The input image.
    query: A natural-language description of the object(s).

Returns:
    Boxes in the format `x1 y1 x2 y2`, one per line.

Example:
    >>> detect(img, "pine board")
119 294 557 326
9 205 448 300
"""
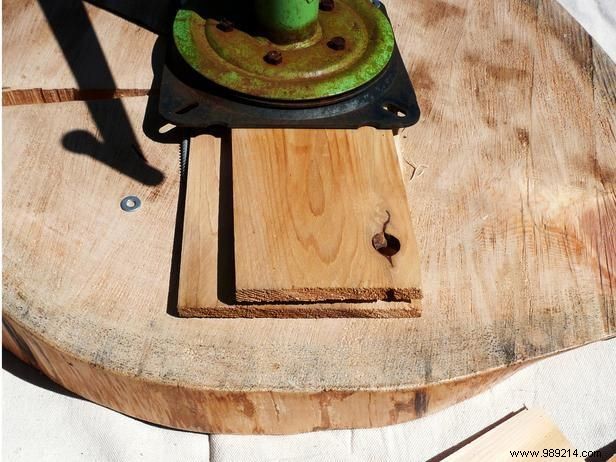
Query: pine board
3 0 616 434
443 409 580 461
177 134 421 317
232 128 422 303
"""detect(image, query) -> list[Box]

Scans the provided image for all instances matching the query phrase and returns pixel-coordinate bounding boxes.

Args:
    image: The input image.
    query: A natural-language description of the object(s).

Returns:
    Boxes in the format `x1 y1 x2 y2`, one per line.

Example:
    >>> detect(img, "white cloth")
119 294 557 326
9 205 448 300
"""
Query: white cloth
3 1 615 461
558 0 616 62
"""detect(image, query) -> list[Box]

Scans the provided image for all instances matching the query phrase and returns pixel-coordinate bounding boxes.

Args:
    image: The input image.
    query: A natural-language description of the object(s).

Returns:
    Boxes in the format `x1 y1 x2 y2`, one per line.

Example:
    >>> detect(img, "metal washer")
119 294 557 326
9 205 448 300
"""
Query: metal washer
120 196 141 212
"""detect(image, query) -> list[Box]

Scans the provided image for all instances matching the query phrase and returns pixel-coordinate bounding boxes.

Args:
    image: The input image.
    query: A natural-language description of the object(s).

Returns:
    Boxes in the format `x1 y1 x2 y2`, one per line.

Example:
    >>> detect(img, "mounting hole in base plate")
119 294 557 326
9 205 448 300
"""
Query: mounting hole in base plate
382 102 408 118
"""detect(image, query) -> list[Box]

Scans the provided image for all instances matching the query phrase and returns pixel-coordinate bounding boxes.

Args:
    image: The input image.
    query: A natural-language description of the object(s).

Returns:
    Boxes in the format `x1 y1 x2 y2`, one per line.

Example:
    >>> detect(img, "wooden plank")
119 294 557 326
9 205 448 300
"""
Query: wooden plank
2 0 157 105
232 128 422 303
177 135 223 315
2 0 615 435
443 409 581 461
177 134 421 317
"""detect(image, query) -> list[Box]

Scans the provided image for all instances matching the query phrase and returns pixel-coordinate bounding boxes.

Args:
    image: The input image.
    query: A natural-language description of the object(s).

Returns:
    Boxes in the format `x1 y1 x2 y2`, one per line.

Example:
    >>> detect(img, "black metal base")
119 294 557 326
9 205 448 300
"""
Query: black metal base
158 5 420 130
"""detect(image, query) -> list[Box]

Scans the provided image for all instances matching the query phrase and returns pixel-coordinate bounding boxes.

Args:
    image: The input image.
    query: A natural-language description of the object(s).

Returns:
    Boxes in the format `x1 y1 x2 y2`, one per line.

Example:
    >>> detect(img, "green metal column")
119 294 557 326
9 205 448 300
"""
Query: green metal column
254 0 319 44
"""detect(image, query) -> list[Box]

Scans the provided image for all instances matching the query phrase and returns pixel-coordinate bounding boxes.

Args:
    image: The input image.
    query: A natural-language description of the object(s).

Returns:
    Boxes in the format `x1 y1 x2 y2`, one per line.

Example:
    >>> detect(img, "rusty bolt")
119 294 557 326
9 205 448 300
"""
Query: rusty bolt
319 0 335 11
216 19 234 32
264 50 283 65
327 36 346 51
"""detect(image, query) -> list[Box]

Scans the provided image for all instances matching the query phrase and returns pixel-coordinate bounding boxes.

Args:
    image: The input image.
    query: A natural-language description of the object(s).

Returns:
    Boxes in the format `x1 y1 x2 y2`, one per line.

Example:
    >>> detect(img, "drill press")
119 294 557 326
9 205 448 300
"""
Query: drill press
161 0 423 316
159 0 419 130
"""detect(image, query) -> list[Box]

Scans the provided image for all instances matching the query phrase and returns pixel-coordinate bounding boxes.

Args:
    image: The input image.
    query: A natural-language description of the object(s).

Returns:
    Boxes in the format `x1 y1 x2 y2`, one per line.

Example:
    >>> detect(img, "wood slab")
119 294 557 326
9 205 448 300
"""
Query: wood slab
3 0 616 434
177 135 421 317
232 128 422 303
2 0 157 105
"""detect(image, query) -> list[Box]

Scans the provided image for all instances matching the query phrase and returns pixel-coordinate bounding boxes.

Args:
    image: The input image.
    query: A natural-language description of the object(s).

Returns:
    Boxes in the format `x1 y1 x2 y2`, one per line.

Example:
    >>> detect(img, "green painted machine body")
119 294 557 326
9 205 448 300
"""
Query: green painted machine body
254 0 320 44
173 0 395 101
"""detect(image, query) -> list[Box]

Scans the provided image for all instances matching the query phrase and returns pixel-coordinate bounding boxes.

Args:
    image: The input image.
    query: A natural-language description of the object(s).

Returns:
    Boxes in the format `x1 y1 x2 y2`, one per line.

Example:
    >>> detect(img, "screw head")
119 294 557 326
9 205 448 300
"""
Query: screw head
264 50 283 65
327 36 346 51
319 0 335 11
216 19 234 32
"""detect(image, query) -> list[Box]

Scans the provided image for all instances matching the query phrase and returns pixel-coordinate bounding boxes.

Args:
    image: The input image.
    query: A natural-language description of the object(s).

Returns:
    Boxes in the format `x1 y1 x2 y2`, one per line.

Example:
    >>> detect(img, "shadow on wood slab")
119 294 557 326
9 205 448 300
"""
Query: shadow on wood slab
165 130 235 316
36 0 164 186
2 348 80 400
217 132 237 305
2 347 204 435
85 0 176 35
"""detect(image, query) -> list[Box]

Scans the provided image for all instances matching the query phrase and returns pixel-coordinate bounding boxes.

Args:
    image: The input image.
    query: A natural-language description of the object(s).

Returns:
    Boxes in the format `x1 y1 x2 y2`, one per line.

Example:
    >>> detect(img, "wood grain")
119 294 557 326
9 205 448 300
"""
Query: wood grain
232 128 422 303
443 409 580 461
3 0 615 434
2 0 157 105
177 135 224 315
2 88 150 106
2 313 521 434
177 134 421 317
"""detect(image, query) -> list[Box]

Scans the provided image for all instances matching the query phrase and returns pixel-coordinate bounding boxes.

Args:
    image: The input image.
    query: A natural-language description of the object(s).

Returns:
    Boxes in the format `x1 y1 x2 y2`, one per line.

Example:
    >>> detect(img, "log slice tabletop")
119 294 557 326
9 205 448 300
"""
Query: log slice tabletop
2 0 615 434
